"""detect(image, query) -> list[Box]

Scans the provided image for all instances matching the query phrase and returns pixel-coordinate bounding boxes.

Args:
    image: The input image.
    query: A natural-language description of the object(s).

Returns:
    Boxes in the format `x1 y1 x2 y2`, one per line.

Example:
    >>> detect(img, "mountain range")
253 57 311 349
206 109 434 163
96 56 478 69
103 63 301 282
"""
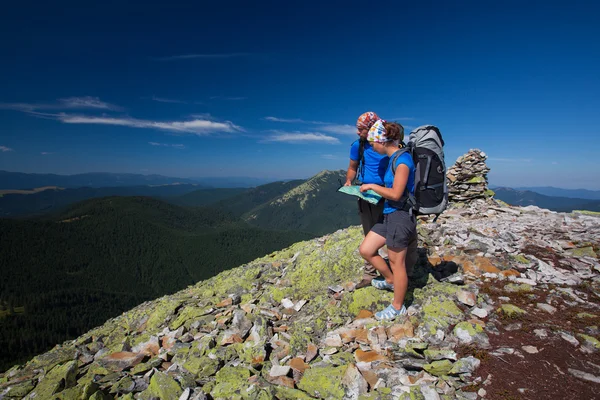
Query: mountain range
513 186 600 200
493 187 600 212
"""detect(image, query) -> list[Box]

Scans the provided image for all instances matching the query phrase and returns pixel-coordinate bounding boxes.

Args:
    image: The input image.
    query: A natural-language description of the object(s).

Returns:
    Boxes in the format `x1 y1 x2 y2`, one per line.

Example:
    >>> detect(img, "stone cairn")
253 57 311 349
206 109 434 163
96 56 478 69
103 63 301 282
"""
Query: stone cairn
446 149 492 202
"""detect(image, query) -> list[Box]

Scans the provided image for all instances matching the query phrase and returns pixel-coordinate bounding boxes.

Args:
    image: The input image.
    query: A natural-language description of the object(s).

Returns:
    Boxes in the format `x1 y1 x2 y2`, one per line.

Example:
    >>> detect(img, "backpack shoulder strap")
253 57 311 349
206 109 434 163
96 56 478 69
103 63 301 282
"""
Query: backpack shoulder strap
390 147 410 175
356 139 366 183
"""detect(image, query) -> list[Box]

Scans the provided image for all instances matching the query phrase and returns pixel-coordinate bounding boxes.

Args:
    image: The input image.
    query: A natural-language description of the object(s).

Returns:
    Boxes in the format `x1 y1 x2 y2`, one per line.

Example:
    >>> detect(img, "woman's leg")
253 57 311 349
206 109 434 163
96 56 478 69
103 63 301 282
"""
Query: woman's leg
359 231 393 283
387 246 408 310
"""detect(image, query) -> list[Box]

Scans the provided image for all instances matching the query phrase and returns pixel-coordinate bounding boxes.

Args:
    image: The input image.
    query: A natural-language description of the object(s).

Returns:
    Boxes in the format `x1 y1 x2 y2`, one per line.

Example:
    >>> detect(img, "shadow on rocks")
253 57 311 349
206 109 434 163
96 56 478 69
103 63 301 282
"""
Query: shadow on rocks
404 247 459 307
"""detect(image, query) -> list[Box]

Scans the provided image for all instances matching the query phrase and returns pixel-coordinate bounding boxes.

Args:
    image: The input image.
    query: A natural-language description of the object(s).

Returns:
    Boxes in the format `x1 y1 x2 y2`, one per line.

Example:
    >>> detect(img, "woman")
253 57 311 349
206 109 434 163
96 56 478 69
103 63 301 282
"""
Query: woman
358 119 416 320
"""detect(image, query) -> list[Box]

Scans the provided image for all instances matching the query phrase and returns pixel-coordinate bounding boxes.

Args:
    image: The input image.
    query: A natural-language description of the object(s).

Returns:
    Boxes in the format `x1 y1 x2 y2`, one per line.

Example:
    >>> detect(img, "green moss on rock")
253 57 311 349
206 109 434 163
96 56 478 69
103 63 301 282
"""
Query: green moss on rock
297 365 348 399
144 371 182 399
423 359 454 376
344 287 391 316
498 304 527 318
27 360 78 398
2 379 35 398
467 176 485 184
211 366 252 399
567 246 597 258
578 334 600 350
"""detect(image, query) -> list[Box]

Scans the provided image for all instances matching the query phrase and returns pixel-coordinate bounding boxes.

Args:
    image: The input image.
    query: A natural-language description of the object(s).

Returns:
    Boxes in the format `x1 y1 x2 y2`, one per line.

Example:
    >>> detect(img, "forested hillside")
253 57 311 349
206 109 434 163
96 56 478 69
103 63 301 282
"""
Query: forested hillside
0 197 314 371
0 184 202 217
241 170 358 235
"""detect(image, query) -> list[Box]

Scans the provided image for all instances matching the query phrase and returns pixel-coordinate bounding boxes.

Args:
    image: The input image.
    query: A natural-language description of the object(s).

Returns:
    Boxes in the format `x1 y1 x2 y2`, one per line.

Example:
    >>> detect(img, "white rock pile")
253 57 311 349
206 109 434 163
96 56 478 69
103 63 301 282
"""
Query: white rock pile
447 149 492 202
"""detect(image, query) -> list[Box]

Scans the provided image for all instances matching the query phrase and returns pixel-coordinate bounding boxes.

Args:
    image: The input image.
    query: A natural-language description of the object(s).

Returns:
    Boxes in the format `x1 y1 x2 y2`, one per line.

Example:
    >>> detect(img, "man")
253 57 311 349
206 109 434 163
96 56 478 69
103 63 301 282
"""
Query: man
345 111 390 289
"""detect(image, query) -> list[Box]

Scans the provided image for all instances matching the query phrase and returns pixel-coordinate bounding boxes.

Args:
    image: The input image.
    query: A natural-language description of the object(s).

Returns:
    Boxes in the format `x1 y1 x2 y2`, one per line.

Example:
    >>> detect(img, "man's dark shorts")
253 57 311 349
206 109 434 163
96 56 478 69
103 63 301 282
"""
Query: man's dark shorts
371 210 417 249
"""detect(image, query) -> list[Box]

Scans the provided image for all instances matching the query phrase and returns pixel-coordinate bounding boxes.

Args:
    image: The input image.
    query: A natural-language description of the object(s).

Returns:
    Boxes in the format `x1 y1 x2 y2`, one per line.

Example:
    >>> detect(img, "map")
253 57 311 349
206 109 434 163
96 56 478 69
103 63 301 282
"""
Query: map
337 185 382 205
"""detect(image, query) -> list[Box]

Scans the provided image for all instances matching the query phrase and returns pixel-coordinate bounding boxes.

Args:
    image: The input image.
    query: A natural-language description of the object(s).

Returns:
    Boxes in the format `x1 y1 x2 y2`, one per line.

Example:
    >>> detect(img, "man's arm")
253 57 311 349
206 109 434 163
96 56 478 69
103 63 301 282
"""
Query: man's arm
345 159 359 186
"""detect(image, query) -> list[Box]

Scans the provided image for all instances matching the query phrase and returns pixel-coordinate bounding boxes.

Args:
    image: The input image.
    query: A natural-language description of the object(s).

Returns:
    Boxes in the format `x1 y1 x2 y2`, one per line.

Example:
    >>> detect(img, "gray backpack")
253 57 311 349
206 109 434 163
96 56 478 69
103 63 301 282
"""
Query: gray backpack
391 125 448 216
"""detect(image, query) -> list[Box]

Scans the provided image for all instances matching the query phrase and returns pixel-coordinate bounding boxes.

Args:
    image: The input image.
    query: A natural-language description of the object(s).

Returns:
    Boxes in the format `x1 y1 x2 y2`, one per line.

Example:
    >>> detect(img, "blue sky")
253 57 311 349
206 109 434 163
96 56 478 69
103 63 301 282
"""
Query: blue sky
0 0 599 188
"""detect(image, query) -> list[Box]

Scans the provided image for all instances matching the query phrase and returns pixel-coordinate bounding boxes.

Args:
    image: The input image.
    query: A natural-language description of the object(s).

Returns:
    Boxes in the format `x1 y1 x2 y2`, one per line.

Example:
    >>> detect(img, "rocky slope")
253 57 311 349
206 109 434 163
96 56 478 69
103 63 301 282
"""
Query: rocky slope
1 196 598 399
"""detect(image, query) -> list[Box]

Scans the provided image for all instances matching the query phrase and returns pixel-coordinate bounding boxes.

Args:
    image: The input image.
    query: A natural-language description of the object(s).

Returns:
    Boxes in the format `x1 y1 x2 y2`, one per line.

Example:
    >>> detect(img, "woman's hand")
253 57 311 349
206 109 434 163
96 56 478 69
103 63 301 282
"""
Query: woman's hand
360 184 372 193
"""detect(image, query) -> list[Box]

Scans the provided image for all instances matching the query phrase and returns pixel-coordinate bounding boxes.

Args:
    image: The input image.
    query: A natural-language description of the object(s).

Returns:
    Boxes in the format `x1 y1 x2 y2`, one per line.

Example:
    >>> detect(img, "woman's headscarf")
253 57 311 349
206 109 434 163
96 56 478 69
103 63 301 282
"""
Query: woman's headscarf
367 120 400 146
356 111 380 130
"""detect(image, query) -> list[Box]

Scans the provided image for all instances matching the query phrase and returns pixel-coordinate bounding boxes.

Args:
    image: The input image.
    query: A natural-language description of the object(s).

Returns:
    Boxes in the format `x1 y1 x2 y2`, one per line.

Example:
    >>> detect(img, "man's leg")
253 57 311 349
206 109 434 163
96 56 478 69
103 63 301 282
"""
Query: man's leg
405 232 418 278
356 199 385 288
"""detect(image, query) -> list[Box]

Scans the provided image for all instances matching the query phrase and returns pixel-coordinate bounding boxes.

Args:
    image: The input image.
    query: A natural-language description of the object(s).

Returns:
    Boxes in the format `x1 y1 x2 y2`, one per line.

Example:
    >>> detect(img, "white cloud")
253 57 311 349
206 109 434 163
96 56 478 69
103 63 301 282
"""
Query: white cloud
0 96 122 112
210 96 247 101
153 53 251 61
57 114 243 135
40 152 54 155
147 95 187 104
0 146 14 152
263 131 340 144
148 142 186 149
58 96 122 110
320 124 355 135
264 117 355 135
264 116 311 123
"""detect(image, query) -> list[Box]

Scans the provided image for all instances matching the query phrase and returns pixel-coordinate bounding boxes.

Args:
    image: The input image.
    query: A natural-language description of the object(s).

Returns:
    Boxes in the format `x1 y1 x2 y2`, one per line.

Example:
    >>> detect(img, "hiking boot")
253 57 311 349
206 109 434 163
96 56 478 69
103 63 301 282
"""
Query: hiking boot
355 278 373 289
371 277 394 291
375 304 407 321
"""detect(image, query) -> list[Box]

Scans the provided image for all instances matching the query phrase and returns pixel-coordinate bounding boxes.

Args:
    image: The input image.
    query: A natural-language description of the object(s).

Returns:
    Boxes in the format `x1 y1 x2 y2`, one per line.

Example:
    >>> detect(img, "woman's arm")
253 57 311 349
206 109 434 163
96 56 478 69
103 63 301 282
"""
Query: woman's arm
360 164 409 201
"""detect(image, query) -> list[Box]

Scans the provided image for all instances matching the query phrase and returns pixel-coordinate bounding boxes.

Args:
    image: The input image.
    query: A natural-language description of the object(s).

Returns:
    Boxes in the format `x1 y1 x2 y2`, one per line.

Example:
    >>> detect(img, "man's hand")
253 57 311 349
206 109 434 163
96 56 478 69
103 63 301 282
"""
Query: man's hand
344 180 352 186
360 184 372 193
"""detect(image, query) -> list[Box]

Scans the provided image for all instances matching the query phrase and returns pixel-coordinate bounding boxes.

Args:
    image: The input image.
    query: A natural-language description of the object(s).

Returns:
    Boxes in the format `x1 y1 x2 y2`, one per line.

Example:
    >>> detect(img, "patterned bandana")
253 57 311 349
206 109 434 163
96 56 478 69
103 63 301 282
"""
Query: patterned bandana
367 119 392 143
356 111 380 130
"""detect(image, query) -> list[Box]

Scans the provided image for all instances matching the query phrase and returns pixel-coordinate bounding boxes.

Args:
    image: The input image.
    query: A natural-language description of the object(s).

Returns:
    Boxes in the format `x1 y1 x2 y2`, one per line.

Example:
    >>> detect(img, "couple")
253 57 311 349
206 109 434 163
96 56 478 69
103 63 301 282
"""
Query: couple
344 112 418 321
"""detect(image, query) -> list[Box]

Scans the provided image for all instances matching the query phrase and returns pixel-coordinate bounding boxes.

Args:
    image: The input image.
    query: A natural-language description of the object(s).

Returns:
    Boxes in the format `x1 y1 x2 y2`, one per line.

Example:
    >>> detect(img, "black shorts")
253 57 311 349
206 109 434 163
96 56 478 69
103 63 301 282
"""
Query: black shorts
371 210 417 249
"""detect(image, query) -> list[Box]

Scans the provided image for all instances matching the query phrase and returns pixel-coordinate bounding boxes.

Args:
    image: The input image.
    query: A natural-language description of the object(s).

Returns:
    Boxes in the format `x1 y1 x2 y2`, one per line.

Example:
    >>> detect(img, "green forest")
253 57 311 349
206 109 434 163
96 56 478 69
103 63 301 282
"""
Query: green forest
0 196 314 371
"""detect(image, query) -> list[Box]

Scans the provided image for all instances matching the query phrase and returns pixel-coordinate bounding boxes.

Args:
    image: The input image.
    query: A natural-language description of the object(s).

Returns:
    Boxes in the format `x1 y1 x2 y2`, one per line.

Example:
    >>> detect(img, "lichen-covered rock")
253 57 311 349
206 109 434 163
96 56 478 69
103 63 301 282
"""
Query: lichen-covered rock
141 371 183 399
452 321 489 347
25 360 77 399
297 365 348 399
424 359 454 376
498 304 527 318
449 356 481 375
210 366 252 399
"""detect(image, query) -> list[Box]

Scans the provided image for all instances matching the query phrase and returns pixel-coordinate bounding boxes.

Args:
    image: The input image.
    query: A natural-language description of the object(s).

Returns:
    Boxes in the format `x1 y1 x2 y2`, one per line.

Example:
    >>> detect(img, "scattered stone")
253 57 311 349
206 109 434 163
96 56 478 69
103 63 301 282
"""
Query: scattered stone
341 363 368 398
293 300 307 311
457 290 477 306
534 329 548 339
324 334 343 347
305 343 319 362
471 307 488 319
270 365 291 377
560 332 580 346
536 303 557 314
281 298 295 309
449 356 481 375
568 368 600 384
522 345 539 354
100 352 145 371
354 350 386 363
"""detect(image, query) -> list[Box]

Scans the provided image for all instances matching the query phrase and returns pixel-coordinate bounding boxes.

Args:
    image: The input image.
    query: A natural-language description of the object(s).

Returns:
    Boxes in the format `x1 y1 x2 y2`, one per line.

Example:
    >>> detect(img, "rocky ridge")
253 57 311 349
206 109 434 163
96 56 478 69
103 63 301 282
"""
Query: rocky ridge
1 197 599 399
446 150 492 202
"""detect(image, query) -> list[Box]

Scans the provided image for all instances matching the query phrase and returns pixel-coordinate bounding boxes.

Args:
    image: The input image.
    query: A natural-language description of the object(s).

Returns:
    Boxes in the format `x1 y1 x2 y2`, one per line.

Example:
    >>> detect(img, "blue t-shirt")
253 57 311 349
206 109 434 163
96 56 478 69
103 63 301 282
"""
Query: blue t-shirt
383 151 416 214
349 140 388 185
